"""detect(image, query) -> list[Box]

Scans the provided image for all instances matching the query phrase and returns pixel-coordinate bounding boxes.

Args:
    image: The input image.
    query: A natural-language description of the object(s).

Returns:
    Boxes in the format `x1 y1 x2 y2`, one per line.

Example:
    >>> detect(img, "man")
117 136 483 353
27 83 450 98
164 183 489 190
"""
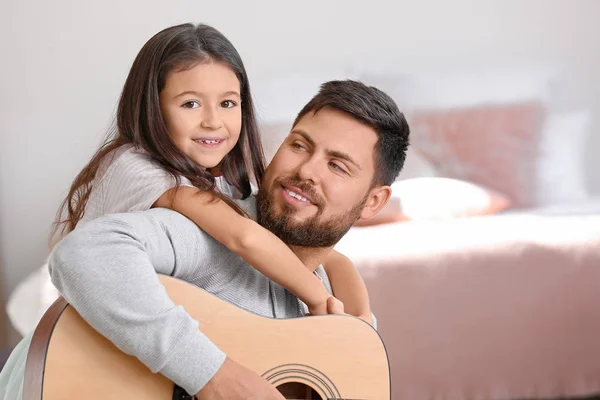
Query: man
0 80 409 399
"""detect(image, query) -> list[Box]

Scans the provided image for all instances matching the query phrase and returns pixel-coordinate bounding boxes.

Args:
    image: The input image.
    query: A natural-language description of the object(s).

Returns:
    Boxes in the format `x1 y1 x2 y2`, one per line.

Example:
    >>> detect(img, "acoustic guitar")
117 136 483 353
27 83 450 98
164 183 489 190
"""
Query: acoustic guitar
27 275 390 399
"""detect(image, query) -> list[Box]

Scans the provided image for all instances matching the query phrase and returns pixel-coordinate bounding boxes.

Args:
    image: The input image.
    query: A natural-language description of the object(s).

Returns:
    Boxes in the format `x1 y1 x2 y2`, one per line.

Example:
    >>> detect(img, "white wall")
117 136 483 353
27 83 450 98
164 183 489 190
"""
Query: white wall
1 0 599 338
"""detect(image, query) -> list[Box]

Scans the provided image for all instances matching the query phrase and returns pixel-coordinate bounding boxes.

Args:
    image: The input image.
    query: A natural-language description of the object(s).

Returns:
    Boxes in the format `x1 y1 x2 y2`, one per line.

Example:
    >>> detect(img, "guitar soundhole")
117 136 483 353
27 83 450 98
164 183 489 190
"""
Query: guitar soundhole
263 363 340 399
276 382 323 399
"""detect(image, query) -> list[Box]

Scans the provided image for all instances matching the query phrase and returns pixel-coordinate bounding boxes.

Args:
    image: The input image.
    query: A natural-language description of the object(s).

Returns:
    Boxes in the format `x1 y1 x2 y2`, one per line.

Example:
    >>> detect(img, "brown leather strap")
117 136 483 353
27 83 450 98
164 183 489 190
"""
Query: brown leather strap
23 296 68 400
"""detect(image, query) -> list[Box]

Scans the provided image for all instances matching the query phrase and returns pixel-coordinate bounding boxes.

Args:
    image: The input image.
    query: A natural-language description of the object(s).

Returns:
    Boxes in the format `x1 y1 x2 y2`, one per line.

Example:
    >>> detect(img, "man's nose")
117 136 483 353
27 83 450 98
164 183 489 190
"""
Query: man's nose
200 107 223 130
296 156 321 185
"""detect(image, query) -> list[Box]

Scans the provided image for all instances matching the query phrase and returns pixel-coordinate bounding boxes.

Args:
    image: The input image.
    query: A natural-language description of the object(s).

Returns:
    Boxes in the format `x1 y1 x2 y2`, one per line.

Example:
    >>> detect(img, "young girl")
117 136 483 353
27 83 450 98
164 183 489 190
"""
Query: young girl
51 23 372 322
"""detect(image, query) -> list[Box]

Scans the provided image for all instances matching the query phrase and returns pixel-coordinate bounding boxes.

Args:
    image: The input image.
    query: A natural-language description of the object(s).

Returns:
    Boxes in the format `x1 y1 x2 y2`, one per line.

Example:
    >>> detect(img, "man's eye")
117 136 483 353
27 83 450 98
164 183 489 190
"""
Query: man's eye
330 162 347 173
182 101 199 109
221 100 237 108
292 143 306 151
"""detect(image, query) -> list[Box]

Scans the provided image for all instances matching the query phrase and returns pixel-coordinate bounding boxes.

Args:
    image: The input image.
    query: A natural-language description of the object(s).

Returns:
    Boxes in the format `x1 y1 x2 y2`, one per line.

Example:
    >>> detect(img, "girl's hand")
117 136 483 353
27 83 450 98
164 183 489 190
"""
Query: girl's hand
307 296 344 316
327 296 345 314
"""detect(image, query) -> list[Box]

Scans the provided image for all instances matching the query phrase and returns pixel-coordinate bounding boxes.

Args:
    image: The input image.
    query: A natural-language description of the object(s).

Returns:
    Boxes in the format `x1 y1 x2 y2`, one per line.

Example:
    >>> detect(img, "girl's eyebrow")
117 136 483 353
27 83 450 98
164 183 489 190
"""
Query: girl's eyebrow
173 90 241 99
223 90 241 98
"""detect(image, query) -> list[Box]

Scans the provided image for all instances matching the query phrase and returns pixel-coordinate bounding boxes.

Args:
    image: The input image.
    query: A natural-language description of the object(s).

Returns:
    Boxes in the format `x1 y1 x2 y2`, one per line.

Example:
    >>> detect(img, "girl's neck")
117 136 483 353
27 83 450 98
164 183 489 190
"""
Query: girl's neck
209 167 222 177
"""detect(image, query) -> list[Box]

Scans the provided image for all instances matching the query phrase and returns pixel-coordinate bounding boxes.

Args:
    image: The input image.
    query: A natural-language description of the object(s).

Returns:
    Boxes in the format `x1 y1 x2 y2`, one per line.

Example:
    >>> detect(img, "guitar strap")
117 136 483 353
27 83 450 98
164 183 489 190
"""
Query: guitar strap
22 296 68 400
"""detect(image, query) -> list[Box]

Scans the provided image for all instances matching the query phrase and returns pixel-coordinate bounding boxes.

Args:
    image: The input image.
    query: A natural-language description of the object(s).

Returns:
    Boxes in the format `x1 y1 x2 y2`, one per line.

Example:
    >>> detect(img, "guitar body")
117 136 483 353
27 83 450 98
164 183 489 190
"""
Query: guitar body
40 275 390 399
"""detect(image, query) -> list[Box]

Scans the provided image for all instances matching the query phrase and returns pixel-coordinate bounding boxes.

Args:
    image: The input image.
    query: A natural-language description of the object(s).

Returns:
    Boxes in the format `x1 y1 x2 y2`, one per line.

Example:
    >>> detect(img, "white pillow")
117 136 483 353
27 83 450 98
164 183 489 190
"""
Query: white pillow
536 110 591 205
391 177 510 220
355 177 511 227
7 263 59 336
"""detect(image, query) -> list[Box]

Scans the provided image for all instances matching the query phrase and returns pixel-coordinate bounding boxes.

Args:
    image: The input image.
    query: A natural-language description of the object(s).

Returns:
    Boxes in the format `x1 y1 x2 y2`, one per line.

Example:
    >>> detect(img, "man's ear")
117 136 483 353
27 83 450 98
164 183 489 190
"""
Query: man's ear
360 185 392 220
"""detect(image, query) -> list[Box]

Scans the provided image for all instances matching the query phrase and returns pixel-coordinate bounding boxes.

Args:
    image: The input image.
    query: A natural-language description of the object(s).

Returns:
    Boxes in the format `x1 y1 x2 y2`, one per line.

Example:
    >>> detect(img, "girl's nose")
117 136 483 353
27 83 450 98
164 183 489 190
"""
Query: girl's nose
200 108 223 130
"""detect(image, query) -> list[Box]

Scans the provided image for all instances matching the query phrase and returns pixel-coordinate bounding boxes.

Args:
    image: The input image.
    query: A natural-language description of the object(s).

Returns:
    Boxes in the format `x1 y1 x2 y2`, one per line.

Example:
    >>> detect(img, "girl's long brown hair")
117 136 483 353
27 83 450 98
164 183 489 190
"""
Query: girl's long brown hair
51 23 266 245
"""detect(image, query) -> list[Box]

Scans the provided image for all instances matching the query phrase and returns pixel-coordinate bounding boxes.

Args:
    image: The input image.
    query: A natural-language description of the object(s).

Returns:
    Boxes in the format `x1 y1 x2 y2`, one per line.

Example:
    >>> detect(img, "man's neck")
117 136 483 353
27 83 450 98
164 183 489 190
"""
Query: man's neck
289 245 334 272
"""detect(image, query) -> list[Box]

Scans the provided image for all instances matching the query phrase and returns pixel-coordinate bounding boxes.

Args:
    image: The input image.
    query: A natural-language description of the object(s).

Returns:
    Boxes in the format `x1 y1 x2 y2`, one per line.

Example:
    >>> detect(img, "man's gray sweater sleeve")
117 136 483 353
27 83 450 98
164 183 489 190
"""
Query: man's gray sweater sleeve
48 209 226 395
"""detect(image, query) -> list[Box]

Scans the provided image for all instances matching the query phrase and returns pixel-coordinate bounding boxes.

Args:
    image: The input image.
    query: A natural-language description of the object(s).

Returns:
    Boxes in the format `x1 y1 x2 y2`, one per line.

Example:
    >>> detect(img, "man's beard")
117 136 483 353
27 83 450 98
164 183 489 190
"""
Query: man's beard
257 177 367 248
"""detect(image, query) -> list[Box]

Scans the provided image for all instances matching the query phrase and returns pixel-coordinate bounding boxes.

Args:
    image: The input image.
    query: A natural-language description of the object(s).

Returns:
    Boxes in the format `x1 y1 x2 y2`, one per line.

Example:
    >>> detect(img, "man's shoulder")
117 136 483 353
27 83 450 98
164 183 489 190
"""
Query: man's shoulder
134 208 209 236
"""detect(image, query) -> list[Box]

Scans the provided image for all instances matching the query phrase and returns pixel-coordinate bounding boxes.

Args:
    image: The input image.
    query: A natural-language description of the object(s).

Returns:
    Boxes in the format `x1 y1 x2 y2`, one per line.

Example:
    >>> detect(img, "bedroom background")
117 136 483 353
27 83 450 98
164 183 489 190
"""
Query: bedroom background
1 0 599 389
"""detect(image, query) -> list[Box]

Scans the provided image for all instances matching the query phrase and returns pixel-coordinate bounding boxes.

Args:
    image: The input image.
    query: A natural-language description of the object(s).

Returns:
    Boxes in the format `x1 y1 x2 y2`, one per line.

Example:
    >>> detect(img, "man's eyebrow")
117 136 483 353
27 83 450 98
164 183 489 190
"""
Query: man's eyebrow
173 90 241 99
290 129 315 147
328 149 361 170
290 129 361 170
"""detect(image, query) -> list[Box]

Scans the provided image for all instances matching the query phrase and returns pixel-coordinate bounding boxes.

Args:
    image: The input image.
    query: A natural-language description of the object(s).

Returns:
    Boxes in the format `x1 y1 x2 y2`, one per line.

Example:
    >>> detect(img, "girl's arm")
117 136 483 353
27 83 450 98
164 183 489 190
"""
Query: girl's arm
154 186 336 315
323 250 373 325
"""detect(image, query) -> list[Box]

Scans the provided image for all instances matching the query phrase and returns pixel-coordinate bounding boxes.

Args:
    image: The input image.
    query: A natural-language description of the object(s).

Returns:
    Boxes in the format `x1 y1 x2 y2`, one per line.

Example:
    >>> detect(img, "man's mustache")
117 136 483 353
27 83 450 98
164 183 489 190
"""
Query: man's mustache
273 177 324 208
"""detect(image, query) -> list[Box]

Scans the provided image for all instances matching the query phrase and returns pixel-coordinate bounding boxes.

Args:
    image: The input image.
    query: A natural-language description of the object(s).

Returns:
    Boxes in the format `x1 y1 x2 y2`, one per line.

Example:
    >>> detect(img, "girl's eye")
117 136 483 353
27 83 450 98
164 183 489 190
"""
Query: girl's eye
221 100 237 108
182 101 199 109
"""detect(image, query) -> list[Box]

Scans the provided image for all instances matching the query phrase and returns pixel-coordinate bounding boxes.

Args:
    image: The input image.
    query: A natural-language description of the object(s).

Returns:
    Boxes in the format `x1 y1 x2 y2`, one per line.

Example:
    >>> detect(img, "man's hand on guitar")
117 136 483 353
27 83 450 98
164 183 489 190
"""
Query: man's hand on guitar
196 357 285 400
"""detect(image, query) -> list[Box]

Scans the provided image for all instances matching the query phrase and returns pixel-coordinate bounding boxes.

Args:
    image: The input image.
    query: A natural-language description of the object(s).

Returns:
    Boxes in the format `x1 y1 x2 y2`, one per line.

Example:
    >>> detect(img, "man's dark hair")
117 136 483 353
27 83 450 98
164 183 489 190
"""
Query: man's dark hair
293 80 410 186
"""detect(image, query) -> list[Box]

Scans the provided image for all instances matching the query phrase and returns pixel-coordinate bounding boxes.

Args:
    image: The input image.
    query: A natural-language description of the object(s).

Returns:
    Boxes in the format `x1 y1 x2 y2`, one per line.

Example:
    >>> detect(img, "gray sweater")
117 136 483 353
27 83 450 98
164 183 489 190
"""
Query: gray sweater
49 207 333 395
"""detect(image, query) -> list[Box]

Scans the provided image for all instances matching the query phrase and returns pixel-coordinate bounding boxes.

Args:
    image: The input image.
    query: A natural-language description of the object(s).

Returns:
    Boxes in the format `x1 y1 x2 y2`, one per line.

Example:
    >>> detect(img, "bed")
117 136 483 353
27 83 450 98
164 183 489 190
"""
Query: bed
334 201 600 399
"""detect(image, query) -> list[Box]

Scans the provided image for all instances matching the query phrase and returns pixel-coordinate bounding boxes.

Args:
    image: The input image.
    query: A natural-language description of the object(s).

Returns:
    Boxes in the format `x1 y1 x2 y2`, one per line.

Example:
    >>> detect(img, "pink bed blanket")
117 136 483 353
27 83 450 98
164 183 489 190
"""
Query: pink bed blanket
335 212 600 399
